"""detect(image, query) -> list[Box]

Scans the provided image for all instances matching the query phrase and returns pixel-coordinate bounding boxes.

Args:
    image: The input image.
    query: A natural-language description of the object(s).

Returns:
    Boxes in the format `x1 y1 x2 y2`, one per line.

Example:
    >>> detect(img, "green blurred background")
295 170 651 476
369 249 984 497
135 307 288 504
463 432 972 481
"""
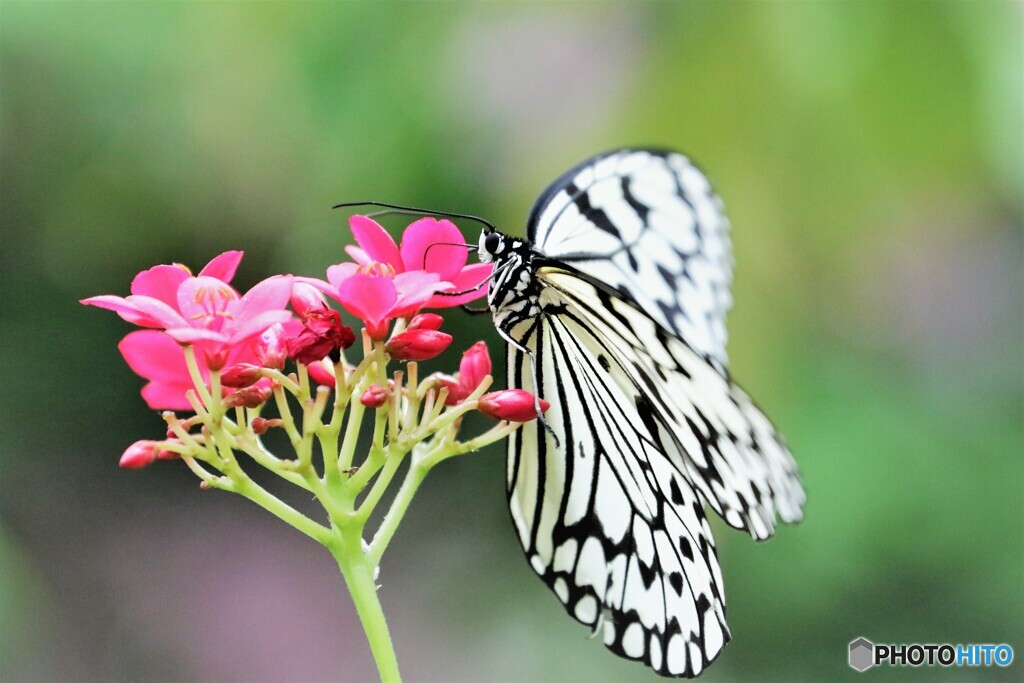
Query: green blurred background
1 2 1021 681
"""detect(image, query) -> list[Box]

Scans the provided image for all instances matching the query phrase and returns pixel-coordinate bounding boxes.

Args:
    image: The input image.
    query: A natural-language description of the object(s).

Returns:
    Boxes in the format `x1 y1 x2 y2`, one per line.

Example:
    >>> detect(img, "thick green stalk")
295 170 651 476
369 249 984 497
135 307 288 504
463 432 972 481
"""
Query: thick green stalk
330 531 401 683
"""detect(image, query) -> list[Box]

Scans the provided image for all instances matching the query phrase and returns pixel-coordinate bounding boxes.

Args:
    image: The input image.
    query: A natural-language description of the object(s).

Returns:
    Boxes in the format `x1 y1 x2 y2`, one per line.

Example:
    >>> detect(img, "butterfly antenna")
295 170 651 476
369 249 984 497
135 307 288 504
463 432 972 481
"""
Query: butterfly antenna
332 201 498 233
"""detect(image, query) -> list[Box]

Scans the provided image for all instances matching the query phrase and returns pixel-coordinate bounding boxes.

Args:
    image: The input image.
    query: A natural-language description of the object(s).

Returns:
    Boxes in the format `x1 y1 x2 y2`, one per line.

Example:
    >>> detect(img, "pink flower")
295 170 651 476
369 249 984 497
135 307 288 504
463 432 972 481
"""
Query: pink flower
478 390 550 422
308 264 445 341
436 341 492 405
385 329 453 361
345 215 493 308
118 330 268 410
82 251 294 369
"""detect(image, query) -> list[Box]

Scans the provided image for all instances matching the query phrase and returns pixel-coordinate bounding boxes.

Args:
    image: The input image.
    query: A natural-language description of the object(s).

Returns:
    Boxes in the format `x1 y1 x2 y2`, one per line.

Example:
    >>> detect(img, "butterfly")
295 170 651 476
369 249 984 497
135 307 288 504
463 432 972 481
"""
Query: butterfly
475 148 806 678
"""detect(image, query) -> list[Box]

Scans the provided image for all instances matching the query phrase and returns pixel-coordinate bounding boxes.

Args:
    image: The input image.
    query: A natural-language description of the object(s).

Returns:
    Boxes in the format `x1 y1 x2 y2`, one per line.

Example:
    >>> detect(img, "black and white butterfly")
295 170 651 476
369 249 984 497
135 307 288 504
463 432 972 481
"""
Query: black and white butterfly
476 148 806 678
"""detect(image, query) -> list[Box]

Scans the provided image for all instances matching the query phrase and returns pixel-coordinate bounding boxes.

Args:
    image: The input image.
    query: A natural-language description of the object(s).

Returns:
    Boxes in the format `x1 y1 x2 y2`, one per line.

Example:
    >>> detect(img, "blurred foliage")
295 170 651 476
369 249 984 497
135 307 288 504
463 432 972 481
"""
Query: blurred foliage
1 2 1021 682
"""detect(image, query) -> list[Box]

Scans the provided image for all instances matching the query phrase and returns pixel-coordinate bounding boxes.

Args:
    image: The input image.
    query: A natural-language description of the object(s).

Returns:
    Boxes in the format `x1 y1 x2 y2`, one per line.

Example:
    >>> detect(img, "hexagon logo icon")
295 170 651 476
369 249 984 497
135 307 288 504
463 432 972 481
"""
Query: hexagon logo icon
849 637 875 672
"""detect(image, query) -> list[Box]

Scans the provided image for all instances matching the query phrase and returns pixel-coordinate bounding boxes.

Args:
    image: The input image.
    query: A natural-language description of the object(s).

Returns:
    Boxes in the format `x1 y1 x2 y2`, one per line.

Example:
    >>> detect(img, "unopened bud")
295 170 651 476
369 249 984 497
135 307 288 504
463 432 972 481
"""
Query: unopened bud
251 417 282 435
360 384 389 408
386 329 452 361
220 363 263 388
307 361 336 387
434 375 467 406
407 313 444 331
224 386 272 408
291 282 327 318
256 323 289 370
120 440 159 469
478 389 550 422
156 439 183 460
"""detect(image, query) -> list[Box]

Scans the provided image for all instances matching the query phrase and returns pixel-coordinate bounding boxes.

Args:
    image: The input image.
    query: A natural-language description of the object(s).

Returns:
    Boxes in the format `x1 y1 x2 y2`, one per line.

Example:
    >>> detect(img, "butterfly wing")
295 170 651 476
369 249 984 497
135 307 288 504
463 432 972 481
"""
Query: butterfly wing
506 311 730 677
505 268 805 676
527 148 733 373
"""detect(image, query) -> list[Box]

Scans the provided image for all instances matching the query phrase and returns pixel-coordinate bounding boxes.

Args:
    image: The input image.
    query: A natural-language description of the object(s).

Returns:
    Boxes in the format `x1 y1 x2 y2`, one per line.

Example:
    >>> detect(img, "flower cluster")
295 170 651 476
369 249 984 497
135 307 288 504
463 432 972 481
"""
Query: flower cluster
82 216 545 440
82 213 552 681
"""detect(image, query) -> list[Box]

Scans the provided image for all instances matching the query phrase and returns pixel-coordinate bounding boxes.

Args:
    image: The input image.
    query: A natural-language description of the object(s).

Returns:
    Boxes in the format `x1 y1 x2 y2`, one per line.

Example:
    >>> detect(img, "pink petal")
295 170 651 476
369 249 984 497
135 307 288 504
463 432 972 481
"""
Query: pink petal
325 264 359 290
350 215 402 271
232 275 294 324
81 295 164 328
130 265 189 306
82 294 190 329
227 310 293 345
344 246 373 265
141 380 197 411
118 330 192 384
198 250 244 282
400 218 468 281
426 262 494 308
336 274 397 325
392 271 445 317
166 328 229 345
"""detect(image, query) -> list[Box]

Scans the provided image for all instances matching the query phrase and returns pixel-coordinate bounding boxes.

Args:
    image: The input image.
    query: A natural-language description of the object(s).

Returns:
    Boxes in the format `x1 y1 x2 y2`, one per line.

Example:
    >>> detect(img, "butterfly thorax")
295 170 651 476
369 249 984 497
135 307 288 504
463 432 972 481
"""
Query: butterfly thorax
478 230 541 335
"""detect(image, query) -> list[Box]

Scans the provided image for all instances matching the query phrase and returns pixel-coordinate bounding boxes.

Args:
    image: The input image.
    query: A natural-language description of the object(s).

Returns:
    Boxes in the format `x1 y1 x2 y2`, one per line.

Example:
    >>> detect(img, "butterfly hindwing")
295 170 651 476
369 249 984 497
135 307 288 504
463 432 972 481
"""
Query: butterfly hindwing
506 312 730 677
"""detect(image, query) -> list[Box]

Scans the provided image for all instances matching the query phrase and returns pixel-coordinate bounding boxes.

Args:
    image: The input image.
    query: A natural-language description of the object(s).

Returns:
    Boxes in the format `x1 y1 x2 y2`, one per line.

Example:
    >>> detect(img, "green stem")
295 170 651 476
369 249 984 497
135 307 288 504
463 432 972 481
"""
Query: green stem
367 458 428 567
330 532 402 683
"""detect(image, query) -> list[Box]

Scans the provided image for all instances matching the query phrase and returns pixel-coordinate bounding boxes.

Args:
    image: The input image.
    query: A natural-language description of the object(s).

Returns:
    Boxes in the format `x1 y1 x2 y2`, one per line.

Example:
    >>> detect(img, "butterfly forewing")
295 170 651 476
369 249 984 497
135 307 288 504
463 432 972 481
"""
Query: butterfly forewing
527 149 733 372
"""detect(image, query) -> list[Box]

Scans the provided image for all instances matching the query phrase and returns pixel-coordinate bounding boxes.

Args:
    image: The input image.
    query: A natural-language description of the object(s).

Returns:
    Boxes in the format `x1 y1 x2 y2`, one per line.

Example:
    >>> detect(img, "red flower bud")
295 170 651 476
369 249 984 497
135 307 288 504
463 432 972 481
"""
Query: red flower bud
478 389 550 422
360 384 389 408
435 375 467 405
220 363 263 388
120 440 159 469
251 417 282 435
224 386 272 408
407 313 444 331
155 439 182 460
306 361 336 387
386 329 452 361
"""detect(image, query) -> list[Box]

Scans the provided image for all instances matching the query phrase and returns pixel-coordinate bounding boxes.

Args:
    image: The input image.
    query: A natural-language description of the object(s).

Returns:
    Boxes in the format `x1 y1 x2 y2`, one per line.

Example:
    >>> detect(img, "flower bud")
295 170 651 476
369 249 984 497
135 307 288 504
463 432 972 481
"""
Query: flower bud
251 417 282 435
386 329 453 361
478 389 550 422
256 323 288 370
459 342 491 393
120 440 159 469
291 282 327 318
220 363 263 388
435 374 466 406
155 439 183 460
360 384 389 408
407 313 444 331
306 361 336 387
224 386 272 408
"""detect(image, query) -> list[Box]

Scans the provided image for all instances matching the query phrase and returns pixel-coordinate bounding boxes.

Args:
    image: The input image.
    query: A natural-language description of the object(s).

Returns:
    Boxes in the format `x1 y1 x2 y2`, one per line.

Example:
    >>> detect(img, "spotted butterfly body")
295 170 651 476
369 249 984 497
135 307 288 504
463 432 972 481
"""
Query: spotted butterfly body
477 149 806 677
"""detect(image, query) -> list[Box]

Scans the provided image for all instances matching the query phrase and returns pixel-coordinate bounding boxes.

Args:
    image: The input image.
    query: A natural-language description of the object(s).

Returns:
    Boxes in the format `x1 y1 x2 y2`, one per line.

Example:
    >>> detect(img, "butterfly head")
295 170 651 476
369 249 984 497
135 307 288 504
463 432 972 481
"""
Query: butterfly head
477 228 504 263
